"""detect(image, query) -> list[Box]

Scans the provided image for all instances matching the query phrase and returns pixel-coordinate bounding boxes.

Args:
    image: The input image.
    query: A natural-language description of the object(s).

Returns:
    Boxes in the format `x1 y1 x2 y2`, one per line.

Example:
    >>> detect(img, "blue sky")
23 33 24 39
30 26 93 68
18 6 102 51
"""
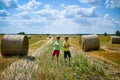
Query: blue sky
0 0 120 34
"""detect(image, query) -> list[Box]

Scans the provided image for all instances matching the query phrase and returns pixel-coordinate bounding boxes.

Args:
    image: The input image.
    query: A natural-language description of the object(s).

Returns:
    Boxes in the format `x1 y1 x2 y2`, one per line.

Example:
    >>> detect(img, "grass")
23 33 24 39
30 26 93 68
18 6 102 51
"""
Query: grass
28 35 48 55
87 50 120 64
106 44 120 51
29 35 47 45
69 36 80 49
0 57 18 72
28 40 47 55
99 36 110 46
29 42 112 80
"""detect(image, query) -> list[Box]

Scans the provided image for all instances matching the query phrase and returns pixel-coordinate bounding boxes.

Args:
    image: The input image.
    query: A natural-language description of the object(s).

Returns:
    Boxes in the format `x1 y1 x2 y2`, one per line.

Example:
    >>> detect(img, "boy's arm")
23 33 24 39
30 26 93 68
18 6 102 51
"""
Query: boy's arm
63 42 67 48
63 42 65 48
53 42 56 46
68 42 70 48
54 41 59 46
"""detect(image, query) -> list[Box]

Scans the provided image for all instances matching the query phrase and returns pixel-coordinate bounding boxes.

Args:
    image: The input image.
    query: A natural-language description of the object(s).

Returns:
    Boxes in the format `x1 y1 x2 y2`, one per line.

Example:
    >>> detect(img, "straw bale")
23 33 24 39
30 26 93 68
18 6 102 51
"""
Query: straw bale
1 35 29 56
81 35 100 51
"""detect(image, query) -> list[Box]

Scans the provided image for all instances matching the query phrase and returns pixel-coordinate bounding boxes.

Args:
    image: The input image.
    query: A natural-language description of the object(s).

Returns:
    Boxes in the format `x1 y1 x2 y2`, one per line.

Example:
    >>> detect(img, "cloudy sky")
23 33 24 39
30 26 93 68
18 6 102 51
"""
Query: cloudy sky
0 0 120 34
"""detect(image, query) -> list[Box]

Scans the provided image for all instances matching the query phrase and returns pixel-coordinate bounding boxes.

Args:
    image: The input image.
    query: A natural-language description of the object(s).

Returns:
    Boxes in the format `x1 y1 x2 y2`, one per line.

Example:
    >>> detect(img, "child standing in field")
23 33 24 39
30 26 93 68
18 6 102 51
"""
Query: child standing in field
52 36 61 63
63 36 71 63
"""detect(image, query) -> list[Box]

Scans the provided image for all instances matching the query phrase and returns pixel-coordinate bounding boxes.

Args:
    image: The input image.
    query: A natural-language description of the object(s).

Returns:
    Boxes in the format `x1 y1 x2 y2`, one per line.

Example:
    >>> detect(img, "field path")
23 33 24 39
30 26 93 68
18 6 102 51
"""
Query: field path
29 39 46 47
31 38 53 57
102 45 120 53
0 38 53 80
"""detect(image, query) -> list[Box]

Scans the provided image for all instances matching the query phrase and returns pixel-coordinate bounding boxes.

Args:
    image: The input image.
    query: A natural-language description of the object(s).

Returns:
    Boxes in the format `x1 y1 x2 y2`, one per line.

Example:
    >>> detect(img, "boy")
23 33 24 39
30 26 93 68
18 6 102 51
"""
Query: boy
52 36 60 63
63 36 71 63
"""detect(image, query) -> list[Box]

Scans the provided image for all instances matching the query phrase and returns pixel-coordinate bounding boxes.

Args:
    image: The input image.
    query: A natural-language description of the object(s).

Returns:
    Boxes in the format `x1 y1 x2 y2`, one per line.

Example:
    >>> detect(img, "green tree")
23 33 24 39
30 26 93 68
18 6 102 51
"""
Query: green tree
115 30 120 36
104 32 107 36
46 34 49 36
18 32 25 35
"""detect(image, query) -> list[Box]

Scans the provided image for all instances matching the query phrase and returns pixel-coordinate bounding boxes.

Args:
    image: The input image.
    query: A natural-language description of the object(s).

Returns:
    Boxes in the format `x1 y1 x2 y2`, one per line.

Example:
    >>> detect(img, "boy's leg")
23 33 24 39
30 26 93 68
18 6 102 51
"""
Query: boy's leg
56 50 60 63
68 51 71 62
52 50 56 61
64 51 67 63
57 56 58 63
52 56 54 61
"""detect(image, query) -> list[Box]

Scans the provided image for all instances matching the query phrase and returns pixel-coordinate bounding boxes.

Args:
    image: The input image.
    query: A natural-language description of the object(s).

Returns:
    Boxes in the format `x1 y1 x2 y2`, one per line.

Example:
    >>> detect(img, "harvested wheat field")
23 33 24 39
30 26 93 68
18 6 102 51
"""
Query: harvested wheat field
0 35 120 80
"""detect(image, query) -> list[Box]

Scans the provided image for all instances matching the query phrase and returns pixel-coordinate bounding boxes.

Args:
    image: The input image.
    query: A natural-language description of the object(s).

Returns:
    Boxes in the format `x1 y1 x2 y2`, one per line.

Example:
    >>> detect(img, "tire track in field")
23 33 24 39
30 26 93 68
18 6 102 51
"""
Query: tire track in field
32 38 53 57
0 38 53 80
28 39 47 55
29 39 46 47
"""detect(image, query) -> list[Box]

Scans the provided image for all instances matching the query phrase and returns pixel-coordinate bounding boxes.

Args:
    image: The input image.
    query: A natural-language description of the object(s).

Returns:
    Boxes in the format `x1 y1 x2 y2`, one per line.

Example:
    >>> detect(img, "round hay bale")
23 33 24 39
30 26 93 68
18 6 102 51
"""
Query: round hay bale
27 35 31 39
73 36 76 38
28 37 31 39
1 35 29 56
39 36 42 38
81 35 100 51
49 36 51 39
110 36 120 44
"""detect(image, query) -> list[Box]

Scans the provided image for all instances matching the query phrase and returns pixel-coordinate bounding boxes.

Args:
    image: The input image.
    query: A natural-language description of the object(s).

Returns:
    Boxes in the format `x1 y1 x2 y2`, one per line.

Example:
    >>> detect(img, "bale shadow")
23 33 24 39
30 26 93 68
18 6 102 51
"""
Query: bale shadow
83 48 106 53
2 55 21 58
19 56 36 61
1 54 36 61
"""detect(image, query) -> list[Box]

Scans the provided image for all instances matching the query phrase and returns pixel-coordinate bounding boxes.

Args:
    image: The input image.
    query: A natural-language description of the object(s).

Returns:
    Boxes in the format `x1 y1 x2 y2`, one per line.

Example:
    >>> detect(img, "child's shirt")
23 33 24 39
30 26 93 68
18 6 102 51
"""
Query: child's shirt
53 41 60 50
63 41 70 51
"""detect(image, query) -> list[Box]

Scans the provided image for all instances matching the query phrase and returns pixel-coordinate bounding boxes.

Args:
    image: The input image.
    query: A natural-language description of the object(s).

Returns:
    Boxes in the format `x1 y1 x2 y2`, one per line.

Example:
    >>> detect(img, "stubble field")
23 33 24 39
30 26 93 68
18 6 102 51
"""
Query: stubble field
0 34 120 80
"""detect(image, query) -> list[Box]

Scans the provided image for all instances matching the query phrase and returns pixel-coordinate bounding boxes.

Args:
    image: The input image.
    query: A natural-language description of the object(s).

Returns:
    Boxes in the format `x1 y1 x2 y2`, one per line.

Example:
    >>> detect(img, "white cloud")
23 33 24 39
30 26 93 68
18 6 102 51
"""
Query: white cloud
103 14 119 27
0 0 18 9
105 0 120 8
33 4 97 20
60 4 66 8
0 10 9 17
14 4 98 21
33 5 60 19
18 0 41 10
79 0 101 6
104 14 110 19
62 5 97 18
44 4 53 9
14 11 31 19
73 13 120 33
49 19 80 34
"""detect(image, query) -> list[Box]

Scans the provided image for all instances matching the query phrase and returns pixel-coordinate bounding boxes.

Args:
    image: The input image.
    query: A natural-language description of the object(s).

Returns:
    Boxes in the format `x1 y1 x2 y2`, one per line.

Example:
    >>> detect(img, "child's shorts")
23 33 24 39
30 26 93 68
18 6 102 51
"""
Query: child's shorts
64 51 71 58
52 50 60 57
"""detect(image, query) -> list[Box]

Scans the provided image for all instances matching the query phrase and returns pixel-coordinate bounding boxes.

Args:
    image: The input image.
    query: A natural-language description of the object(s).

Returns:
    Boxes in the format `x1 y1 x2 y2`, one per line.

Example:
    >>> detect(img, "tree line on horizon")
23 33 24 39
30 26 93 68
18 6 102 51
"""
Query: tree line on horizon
0 30 120 36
